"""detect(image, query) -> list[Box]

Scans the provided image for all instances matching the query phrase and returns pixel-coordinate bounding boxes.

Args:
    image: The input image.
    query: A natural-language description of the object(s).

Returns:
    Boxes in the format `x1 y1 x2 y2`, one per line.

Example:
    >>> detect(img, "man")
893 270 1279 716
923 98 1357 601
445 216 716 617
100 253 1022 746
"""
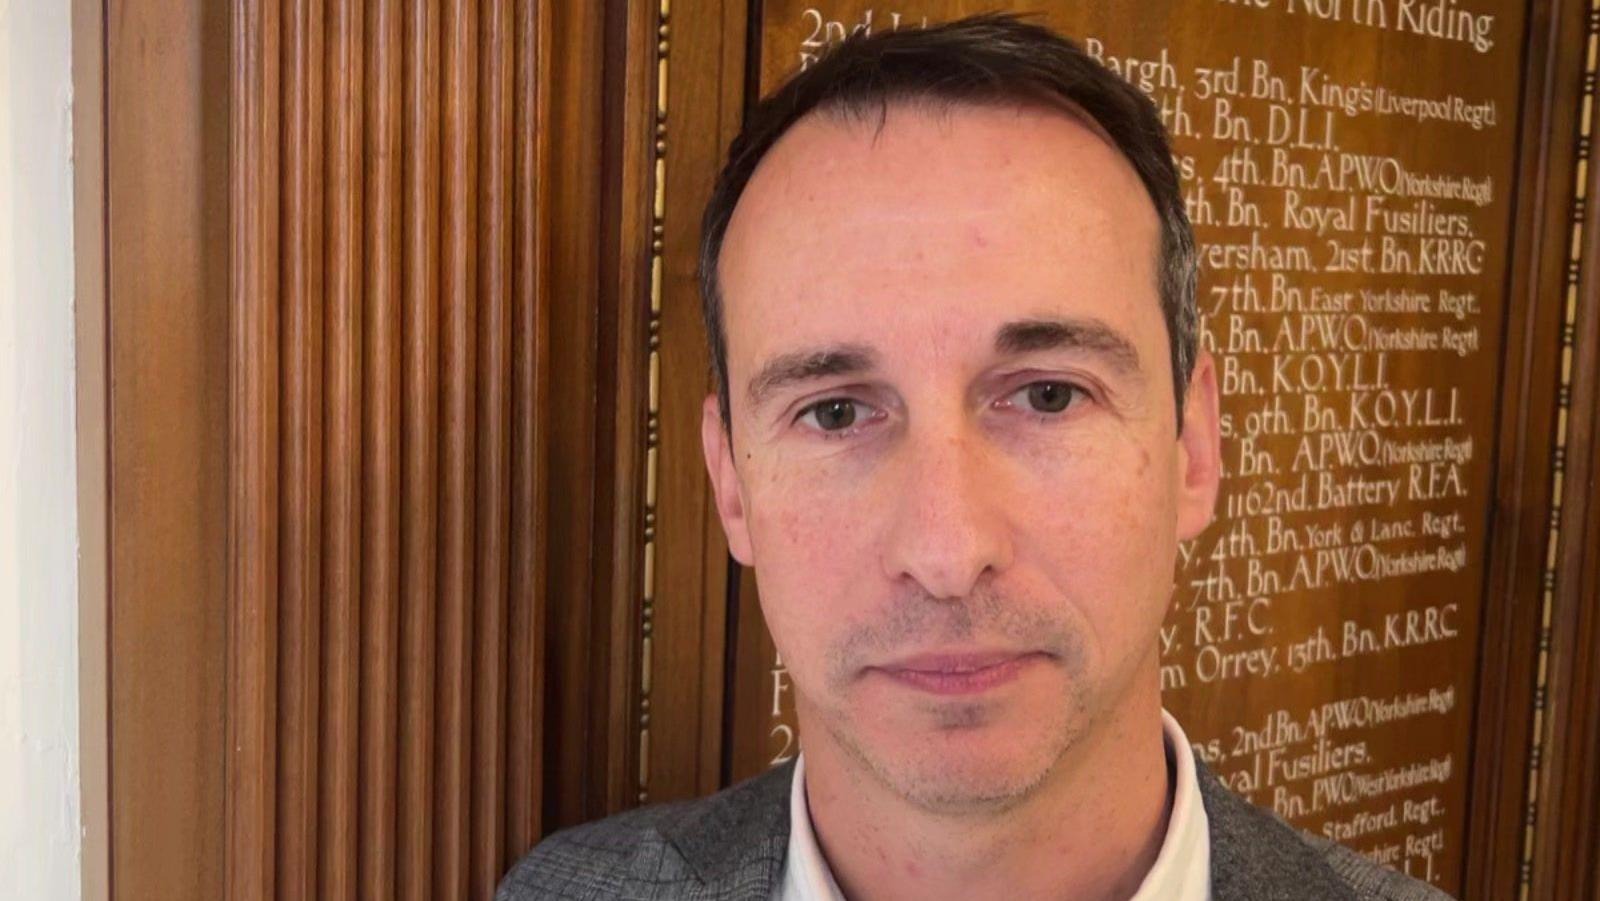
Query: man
499 14 1449 901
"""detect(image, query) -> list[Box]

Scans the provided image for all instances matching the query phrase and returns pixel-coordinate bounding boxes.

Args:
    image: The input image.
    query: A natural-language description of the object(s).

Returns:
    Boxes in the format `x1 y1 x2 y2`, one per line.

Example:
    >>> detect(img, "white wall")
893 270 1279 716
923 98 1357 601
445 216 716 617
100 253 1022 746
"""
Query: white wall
0 0 84 897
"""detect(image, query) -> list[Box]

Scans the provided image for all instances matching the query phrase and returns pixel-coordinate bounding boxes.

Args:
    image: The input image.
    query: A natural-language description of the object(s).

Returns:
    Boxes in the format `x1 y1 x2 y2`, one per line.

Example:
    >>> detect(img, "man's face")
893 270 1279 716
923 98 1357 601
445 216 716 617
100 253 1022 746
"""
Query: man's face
701 101 1220 812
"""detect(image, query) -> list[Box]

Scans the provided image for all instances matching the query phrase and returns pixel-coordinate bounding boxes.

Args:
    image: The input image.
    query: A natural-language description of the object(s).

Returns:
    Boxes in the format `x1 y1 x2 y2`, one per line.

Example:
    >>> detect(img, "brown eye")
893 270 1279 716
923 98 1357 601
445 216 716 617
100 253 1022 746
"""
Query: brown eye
806 398 858 431
1024 382 1079 414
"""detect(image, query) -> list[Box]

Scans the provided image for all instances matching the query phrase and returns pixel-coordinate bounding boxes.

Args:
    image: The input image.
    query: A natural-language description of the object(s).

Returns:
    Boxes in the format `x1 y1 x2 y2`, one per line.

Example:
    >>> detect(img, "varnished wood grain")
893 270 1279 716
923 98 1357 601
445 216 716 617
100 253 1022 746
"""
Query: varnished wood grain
396 0 442 897
471 0 515 894
358 0 403 896
542 0 605 828
1464 0 1589 895
318 0 365 896
1525 15 1600 893
228 0 283 895
116 0 576 894
647 0 750 804
107 0 230 897
595 0 655 814
433 0 479 895
276 0 326 895
504 0 553 856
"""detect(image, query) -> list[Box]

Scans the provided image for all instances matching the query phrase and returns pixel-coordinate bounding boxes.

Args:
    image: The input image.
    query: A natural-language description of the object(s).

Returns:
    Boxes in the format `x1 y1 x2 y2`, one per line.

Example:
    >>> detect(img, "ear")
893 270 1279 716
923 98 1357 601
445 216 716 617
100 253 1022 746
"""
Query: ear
701 393 755 565
1174 352 1222 541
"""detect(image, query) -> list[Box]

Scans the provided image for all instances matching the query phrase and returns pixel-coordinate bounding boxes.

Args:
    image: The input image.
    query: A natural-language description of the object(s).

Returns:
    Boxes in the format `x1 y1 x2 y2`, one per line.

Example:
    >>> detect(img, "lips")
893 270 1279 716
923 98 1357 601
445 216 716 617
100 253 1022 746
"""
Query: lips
871 650 1047 695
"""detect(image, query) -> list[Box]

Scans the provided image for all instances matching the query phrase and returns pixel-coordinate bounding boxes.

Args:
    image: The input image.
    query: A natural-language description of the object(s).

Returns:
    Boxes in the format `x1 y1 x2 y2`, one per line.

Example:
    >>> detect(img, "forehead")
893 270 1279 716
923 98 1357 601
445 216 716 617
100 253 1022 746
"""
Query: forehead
716 100 1164 376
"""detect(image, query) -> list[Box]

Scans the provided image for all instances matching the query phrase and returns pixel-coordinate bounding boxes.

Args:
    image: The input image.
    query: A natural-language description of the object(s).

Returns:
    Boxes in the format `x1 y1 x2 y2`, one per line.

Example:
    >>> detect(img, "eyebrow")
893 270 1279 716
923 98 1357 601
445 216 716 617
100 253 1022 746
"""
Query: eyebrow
744 316 1144 413
747 344 879 413
994 317 1144 377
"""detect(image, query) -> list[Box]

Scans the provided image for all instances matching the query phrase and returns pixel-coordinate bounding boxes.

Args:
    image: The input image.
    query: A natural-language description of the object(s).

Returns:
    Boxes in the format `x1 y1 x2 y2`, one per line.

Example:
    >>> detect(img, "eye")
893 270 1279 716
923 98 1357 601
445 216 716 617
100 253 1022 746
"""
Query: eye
795 397 881 439
1001 381 1086 417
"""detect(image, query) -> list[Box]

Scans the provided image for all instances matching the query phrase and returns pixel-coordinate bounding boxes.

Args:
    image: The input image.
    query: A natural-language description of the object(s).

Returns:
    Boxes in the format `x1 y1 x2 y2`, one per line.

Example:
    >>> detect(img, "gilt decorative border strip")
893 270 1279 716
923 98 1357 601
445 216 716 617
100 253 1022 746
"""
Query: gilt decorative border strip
1517 3 1598 893
638 0 671 805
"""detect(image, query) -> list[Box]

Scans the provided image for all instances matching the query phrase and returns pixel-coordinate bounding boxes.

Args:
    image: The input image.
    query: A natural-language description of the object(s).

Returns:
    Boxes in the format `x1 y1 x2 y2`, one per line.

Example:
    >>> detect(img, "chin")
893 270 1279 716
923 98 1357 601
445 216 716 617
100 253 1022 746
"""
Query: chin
836 701 1085 815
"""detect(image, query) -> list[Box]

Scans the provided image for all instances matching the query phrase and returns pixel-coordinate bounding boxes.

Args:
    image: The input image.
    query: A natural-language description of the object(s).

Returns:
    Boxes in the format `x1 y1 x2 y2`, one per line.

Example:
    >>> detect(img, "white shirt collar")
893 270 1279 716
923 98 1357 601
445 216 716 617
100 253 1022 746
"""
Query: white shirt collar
775 709 1211 901
780 750 851 901
1131 710 1212 901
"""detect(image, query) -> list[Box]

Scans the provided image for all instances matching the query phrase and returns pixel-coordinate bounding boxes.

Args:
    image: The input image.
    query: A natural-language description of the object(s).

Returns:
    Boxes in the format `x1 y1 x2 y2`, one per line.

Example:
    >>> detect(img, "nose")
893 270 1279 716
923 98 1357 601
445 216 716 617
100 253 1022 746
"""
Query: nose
879 418 1015 600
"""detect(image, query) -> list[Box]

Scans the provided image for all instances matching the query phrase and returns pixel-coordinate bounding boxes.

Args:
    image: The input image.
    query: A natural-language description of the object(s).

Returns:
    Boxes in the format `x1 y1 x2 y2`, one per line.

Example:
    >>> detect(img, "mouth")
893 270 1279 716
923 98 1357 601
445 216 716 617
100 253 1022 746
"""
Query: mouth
868 650 1050 696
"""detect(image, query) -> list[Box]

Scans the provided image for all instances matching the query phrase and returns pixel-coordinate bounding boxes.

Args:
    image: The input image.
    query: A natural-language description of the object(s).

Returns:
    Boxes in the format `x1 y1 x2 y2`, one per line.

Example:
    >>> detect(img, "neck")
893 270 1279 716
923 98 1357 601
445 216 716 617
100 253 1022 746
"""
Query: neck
798 681 1172 901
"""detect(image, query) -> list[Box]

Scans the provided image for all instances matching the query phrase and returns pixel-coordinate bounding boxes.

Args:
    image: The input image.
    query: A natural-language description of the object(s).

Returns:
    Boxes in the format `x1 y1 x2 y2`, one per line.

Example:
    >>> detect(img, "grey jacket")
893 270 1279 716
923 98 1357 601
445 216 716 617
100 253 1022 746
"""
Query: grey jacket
497 756 1453 900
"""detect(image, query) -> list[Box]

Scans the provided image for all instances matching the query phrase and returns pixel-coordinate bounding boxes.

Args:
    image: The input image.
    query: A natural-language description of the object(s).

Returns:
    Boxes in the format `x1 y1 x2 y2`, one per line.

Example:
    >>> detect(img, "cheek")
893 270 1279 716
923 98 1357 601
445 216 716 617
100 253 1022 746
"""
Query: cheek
745 448 887 566
1020 442 1179 634
749 472 872 566
744 472 877 670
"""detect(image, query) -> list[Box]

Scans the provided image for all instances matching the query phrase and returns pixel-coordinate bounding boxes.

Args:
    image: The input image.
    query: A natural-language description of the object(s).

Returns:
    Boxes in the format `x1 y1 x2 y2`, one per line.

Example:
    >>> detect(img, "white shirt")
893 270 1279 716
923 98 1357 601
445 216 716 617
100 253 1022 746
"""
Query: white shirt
774 710 1211 901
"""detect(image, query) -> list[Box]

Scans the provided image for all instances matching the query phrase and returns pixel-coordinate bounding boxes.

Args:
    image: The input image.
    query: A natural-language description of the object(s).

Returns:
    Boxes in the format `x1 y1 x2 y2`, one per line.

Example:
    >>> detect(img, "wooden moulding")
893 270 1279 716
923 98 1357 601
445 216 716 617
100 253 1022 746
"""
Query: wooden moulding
1469 0 1600 897
319 0 365 894
1522 0 1600 894
227 0 283 896
107 0 232 896
275 0 326 896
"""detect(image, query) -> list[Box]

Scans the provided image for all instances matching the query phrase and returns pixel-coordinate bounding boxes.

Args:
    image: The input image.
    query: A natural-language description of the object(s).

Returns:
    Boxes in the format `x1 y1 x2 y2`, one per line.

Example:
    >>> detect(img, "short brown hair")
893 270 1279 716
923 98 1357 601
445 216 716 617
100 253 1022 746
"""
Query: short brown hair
699 12 1199 433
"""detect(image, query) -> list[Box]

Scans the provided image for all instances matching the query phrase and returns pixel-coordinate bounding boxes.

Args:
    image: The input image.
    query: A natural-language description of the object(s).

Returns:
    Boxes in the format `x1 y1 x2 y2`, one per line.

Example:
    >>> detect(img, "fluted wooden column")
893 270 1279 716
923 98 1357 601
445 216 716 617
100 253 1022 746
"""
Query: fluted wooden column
227 1 553 897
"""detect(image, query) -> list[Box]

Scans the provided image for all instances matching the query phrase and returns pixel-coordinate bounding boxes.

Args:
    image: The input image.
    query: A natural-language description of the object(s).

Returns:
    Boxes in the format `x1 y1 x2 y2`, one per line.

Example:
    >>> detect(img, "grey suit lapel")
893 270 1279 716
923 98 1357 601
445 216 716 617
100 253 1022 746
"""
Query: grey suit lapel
650 759 795 899
1197 757 1357 900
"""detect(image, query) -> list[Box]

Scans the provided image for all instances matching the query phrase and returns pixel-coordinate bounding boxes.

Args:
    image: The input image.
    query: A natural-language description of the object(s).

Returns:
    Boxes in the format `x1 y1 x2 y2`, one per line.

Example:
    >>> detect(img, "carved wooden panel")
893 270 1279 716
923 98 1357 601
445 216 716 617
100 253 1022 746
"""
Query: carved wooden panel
226 0 553 897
